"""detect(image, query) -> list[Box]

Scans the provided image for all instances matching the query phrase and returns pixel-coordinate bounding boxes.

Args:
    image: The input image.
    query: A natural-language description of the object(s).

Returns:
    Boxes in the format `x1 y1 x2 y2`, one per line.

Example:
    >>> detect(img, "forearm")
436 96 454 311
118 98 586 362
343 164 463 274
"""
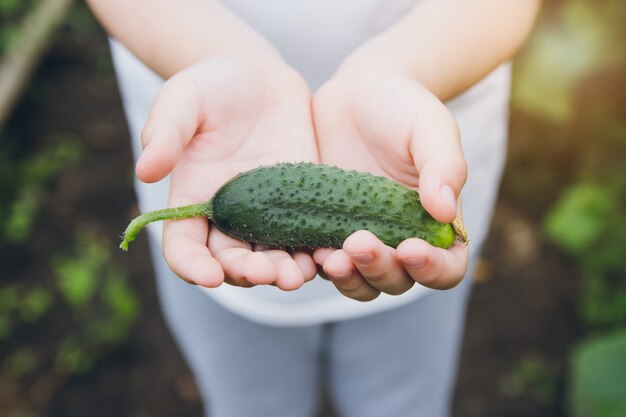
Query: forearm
336 0 541 101
85 0 281 78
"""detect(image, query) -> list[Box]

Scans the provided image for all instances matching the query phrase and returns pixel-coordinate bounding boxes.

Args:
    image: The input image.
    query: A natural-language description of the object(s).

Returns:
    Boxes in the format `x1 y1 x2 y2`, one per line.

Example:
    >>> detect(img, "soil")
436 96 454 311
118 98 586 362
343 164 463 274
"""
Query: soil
0 10 583 417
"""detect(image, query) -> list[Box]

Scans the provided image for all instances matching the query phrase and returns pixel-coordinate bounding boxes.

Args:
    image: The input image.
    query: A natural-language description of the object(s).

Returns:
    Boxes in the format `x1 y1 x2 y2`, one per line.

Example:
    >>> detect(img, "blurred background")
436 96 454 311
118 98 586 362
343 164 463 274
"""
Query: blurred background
0 0 624 416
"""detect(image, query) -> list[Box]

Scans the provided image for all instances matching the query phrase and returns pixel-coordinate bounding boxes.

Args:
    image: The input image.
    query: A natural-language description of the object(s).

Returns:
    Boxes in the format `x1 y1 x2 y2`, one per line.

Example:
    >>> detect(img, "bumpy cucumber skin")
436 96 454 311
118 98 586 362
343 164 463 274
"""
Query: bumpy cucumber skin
210 163 456 249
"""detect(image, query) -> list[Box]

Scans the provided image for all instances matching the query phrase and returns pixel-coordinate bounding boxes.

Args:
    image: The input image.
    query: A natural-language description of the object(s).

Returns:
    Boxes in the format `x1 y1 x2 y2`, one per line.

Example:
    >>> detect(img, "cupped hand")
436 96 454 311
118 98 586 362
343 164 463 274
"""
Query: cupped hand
139 56 319 290
312 75 469 301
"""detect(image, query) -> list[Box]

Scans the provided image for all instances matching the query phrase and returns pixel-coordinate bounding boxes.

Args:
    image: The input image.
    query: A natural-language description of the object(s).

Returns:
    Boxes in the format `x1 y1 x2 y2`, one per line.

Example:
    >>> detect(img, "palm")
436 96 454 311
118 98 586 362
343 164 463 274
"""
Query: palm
141 57 318 289
311 76 469 300
314 77 427 187
171 59 316 206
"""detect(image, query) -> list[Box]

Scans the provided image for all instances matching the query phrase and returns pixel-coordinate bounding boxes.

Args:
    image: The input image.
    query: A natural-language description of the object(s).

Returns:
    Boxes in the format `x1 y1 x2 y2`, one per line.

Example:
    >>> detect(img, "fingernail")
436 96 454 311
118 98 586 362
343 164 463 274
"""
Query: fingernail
403 257 426 269
440 185 457 212
352 252 374 265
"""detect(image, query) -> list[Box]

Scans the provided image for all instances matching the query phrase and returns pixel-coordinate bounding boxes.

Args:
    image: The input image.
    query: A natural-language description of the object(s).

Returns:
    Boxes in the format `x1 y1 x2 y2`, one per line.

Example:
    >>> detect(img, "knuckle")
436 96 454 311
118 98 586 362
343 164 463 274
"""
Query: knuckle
332 275 361 292
437 279 461 291
413 270 442 288
340 287 380 302
455 158 469 185
354 291 381 302
161 118 187 143
361 270 388 283
162 244 179 269
384 281 414 296
332 277 381 301
140 122 156 146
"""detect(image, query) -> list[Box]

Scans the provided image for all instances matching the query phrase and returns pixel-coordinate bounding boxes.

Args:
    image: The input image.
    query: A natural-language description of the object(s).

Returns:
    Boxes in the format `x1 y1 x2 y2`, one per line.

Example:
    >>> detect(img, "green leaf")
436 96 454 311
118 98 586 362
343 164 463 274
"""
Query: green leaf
54 337 94 376
3 348 39 379
579 268 626 328
54 259 98 310
0 314 12 340
0 0 22 15
81 267 139 345
54 230 110 310
20 135 82 186
0 284 19 313
3 187 43 243
544 182 617 254
102 267 138 324
499 354 557 404
19 287 54 323
569 331 626 417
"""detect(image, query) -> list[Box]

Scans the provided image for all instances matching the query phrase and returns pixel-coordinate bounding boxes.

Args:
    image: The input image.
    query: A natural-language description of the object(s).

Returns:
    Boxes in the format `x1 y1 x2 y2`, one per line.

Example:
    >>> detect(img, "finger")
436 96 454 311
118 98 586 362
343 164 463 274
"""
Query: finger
208 230 277 286
241 252 277 285
343 231 414 296
137 74 203 183
323 250 380 302
276 258 306 290
256 247 305 290
396 238 469 290
266 252 306 291
417 158 466 224
255 244 318 285
313 248 337 280
410 89 467 223
162 217 224 288
313 247 336 265
292 251 318 283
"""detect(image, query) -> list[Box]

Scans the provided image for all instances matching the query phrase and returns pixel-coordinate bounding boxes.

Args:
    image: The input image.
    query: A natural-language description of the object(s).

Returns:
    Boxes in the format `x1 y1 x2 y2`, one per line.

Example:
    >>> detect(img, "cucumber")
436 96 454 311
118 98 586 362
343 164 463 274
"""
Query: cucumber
119 163 467 251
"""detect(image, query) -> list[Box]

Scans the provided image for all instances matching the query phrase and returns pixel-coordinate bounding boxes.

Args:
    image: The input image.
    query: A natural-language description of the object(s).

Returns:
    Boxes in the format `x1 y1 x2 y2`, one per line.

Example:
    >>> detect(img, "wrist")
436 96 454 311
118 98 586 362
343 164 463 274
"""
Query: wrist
218 51 307 93
335 45 448 101
333 38 411 84
210 36 284 70
332 36 447 101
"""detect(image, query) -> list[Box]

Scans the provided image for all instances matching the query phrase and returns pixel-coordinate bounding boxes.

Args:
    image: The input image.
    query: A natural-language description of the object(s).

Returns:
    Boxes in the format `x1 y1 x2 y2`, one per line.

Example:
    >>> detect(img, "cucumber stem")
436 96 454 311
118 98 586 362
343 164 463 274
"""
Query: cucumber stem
120 202 212 251
452 217 469 246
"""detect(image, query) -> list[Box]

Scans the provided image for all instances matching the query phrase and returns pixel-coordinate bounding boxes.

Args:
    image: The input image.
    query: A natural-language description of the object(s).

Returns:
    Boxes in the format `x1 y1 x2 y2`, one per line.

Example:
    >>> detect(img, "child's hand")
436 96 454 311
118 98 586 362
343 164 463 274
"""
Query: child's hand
138 56 319 290
312 75 469 301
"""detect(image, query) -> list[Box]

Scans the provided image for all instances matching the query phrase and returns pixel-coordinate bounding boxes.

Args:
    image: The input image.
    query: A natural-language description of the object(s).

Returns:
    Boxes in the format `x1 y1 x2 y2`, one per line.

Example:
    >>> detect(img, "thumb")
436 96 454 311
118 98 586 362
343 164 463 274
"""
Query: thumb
410 95 467 224
136 74 201 183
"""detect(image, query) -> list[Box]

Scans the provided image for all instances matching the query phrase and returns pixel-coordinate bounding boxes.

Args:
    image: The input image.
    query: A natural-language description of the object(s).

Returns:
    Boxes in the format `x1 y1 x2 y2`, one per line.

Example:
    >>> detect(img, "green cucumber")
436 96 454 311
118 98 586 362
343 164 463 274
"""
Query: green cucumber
119 163 467 251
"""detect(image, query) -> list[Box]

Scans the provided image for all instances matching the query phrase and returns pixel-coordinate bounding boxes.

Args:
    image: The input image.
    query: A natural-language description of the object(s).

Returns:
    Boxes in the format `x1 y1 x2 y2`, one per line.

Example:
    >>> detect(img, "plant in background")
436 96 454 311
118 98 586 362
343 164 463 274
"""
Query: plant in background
0 228 139 410
0 0 35 52
0 283 55 341
3 347 40 379
517 1 626 416
1 135 82 243
19 287 54 324
568 332 626 417
52 229 139 375
0 124 138 408
0 284 18 340
543 161 626 330
545 182 626 417
0 2 137 412
54 230 108 311
500 354 559 405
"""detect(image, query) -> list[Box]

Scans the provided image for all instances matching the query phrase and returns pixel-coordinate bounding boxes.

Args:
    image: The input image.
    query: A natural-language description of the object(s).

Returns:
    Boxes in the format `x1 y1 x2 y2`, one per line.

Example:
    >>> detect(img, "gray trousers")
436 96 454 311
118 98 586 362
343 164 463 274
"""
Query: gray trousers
150 240 472 417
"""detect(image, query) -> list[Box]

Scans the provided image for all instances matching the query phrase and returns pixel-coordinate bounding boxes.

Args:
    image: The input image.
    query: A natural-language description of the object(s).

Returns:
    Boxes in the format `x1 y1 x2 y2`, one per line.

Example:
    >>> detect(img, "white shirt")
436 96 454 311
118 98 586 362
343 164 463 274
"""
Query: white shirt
110 0 510 326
